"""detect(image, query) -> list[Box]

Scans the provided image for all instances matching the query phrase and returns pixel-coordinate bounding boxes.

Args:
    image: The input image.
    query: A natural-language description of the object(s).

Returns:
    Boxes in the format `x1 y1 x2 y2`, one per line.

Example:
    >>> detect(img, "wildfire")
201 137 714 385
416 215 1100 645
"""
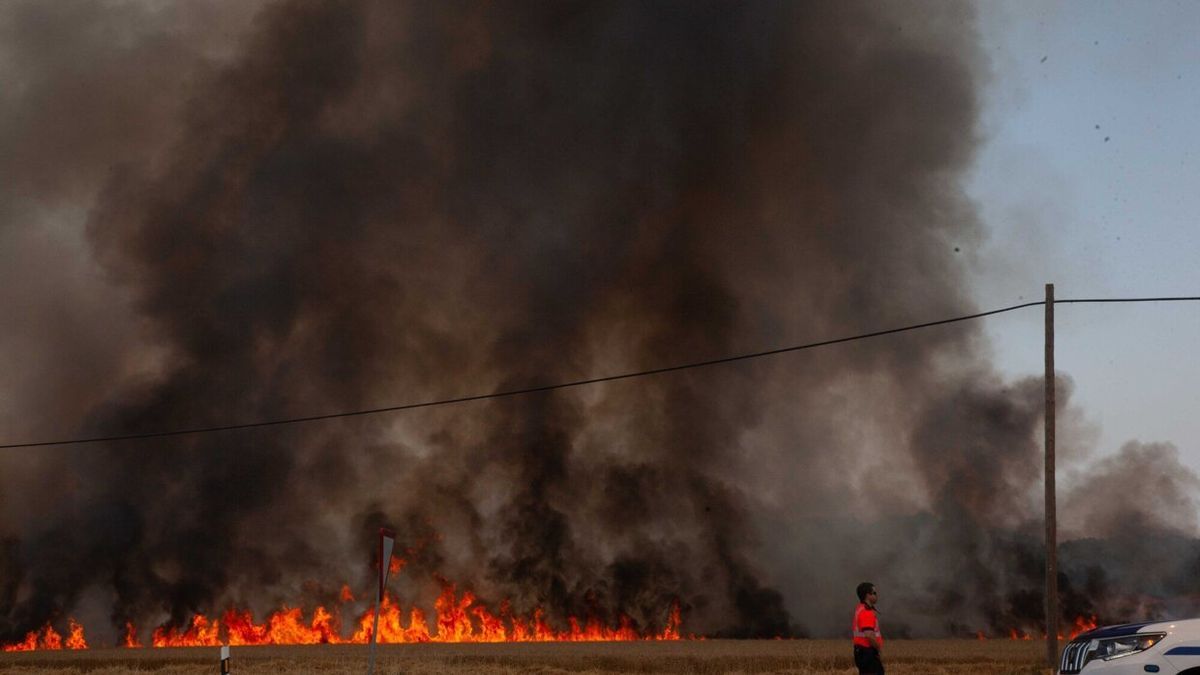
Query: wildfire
994 615 1101 641
153 614 220 647
2 619 88 652
3 580 682 651
340 582 682 645
1068 614 1099 639
65 619 88 650
122 622 141 648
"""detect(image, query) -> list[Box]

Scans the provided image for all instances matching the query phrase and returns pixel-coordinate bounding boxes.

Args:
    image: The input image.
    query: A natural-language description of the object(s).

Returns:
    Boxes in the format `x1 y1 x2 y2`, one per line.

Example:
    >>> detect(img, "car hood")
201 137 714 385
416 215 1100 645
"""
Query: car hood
1071 617 1200 642
1072 621 1169 641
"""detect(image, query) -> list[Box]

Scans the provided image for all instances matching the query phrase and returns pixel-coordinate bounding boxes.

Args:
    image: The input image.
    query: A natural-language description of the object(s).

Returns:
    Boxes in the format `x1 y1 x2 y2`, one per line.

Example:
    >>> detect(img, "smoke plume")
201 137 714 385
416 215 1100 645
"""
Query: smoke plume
2 0 1196 644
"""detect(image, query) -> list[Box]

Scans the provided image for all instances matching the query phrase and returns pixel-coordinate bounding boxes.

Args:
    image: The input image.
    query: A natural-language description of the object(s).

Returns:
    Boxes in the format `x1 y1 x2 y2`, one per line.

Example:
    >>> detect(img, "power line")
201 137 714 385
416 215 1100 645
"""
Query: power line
1058 296 1200 304
2 295 1198 450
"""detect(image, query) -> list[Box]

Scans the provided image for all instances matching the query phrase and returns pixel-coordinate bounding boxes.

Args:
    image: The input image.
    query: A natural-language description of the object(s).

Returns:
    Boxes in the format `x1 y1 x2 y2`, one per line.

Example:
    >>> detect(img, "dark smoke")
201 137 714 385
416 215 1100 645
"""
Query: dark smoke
2 0 1197 645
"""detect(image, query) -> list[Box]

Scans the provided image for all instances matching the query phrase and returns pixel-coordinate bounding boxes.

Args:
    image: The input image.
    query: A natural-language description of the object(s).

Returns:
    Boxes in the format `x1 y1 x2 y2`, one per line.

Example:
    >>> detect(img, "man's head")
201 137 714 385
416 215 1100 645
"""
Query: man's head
856 582 877 603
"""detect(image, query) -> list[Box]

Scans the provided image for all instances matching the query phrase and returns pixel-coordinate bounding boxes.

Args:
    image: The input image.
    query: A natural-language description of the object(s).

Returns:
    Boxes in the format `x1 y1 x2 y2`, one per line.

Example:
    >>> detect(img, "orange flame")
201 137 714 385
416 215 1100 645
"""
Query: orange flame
3 578 683 650
1 621 80 652
996 615 1100 642
122 621 142 648
65 619 87 650
42 625 62 650
152 614 220 647
435 583 475 642
223 608 268 645
1068 614 1099 639
1 630 38 653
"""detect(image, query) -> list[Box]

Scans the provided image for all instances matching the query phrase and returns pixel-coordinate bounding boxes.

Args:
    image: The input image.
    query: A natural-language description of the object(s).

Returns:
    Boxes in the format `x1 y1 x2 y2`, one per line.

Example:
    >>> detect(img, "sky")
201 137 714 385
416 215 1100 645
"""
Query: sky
970 1 1200 473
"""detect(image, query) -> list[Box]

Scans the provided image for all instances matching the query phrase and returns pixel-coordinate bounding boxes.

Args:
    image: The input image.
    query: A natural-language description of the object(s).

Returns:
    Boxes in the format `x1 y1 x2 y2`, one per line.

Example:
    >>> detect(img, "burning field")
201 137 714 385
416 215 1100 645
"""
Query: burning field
2 572 682 652
4 0 1200 667
0 641 1054 675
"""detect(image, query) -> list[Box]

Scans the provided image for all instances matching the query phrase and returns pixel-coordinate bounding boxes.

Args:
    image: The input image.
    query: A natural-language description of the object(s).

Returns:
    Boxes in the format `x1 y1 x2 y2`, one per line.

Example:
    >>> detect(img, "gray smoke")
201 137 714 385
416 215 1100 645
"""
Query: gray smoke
2 0 1195 645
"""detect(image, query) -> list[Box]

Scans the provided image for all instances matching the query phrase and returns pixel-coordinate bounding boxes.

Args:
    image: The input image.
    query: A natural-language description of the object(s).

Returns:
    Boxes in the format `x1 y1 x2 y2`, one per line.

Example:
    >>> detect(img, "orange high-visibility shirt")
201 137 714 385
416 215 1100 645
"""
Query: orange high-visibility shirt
852 603 882 648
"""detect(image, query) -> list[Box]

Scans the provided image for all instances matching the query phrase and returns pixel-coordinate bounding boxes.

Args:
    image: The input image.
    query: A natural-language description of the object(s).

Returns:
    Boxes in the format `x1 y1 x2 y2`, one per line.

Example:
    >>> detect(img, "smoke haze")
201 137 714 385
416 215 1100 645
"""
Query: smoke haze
1 0 1197 644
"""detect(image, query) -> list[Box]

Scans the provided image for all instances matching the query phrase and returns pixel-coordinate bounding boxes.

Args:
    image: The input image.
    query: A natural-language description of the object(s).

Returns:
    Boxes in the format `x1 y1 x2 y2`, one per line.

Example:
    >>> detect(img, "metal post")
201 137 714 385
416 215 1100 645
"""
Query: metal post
367 527 396 675
1045 283 1058 667
368 580 381 675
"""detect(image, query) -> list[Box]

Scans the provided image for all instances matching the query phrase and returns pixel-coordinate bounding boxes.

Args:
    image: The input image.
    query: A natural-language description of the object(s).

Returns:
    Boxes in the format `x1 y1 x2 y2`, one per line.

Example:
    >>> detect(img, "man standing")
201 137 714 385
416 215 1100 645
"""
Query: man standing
852 582 884 674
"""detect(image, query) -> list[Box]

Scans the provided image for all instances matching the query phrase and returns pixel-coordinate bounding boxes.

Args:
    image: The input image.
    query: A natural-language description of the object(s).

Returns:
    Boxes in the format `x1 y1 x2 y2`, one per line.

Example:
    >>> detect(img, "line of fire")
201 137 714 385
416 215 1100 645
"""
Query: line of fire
1 546 1098 651
3 569 683 651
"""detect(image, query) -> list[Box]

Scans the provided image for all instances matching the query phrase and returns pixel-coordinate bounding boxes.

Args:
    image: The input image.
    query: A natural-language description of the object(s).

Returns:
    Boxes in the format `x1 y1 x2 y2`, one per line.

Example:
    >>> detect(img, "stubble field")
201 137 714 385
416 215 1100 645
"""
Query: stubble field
0 640 1056 674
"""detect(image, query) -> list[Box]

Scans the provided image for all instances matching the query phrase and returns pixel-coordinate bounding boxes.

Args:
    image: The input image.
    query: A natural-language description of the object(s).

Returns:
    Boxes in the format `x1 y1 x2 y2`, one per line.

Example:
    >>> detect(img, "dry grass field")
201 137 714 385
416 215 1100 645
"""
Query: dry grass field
0 640 1057 674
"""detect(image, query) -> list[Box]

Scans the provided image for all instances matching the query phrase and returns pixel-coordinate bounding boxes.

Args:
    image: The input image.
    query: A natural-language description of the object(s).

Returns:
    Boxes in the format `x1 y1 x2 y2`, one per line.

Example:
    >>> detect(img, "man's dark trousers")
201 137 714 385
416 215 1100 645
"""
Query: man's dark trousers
853 645 884 674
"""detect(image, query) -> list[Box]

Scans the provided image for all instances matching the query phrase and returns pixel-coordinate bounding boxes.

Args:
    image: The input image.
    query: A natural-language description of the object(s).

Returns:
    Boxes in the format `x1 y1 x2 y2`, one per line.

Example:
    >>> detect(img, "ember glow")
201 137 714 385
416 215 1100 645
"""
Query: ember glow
1069 614 1099 638
2 576 682 651
993 615 1101 641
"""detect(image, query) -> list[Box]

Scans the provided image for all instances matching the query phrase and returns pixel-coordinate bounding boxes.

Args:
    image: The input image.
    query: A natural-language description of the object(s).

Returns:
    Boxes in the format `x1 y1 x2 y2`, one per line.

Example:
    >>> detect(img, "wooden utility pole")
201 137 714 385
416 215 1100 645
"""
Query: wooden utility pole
1045 283 1058 667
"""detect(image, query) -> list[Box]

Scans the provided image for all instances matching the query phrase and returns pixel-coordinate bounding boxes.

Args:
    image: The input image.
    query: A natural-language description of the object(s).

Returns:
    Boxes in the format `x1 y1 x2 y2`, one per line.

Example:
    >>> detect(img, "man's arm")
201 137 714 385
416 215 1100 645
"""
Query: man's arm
862 627 882 652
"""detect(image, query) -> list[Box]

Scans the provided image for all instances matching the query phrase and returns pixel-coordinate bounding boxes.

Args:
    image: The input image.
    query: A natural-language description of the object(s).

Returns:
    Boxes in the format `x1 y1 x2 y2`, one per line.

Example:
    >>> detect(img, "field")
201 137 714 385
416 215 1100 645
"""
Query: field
0 640 1057 674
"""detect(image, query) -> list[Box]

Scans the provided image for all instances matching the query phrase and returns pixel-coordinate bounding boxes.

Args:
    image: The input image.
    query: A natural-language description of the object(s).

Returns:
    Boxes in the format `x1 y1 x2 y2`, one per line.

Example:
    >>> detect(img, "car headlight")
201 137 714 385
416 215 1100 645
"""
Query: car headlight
1092 632 1166 660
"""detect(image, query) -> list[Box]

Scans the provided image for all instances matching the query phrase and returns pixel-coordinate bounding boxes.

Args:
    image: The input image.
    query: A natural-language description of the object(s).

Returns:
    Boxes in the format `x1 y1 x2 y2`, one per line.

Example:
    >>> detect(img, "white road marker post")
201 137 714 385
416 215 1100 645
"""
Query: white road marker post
220 645 230 674
368 527 397 675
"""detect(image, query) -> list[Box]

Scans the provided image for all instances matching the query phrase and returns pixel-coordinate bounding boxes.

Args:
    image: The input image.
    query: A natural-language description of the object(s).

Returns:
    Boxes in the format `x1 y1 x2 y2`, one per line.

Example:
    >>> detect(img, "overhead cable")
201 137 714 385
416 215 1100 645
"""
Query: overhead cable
2 295 1197 449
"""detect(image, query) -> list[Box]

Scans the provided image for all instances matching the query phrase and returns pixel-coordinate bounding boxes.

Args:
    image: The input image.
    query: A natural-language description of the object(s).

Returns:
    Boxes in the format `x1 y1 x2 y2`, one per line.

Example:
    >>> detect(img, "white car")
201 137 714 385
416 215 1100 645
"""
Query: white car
1059 619 1200 674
